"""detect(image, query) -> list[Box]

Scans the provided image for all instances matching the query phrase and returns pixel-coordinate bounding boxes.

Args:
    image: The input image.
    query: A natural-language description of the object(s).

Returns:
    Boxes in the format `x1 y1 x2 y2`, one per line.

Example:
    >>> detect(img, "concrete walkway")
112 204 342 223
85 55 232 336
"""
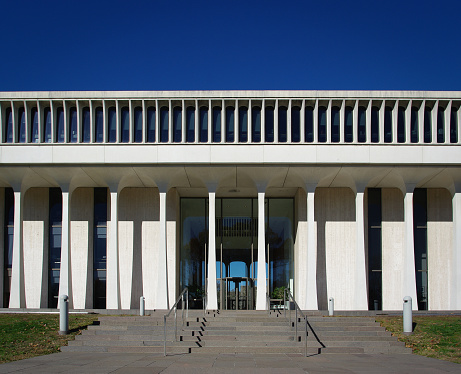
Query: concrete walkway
0 352 459 373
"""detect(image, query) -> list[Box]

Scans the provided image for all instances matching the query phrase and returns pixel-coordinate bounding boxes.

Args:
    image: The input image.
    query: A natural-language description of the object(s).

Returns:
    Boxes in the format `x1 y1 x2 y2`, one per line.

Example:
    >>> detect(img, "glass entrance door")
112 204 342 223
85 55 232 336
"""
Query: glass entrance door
217 198 257 310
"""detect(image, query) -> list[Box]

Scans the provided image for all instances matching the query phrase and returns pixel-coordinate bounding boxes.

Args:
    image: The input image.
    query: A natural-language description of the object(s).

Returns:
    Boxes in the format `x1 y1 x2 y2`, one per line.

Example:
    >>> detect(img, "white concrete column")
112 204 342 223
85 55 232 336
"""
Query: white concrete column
156 189 169 309
207 191 218 309
256 192 267 310
9 190 25 308
403 188 418 310
354 189 368 310
106 188 120 309
306 187 318 310
58 189 73 308
452 192 461 309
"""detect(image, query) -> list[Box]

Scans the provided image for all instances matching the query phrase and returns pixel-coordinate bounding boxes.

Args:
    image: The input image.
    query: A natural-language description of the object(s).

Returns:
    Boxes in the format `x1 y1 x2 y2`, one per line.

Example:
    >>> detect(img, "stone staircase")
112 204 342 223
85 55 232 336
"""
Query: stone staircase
61 310 411 355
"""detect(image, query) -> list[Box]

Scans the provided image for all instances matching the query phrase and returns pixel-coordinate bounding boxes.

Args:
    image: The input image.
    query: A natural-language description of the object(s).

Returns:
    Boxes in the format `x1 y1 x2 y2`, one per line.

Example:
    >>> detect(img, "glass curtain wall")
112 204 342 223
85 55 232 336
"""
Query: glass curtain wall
48 188 62 308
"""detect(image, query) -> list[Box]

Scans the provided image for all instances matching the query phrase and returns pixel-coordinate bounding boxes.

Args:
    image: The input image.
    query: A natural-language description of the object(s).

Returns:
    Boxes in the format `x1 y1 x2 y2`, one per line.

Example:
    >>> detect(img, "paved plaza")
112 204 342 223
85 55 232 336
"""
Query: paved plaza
0 352 459 373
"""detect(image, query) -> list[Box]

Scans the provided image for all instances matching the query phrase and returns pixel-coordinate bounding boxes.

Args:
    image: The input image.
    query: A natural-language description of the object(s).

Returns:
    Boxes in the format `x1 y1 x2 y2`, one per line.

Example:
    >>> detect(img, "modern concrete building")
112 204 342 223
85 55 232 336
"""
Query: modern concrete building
0 90 460 312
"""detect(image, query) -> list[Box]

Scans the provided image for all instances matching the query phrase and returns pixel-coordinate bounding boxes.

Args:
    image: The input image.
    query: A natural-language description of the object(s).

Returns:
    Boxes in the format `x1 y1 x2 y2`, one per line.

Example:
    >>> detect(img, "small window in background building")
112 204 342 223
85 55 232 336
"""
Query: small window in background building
450 107 458 143
107 107 116 143
424 107 432 143
397 107 405 143
18 107 26 143
291 106 300 143
199 107 208 143
278 106 287 143
186 106 195 143
437 107 444 143
358 107 366 143
344 106 353 142
213 107 221 142
226 106 234 142
120 107 129 143
146 107 156 142
371 107 379 143
173 106 182 143
56 108 64 143
305 106 313 142
411 107 419 143
384 107 392 143
69 107 78 143
30 108 39 143
43 107 52 143
160 107 169 143
331 106 340 143
265 106 274 142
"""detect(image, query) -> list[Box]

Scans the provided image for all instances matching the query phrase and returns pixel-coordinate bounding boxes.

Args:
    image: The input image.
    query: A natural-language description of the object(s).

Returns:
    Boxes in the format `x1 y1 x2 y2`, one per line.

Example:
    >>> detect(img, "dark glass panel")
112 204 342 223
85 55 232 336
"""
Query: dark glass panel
305 106 313 142
69 107 78 143
160 107 169 143
43 107 52 143
291 106 300 142
265 106 274 142
367 188 382 310
186 106 195 143
318 106 326 142
4 107 12 143
384 107 392 143
239 106 248 142
358 107 366 142
251 106 261 142
30 108 39 143
212 107 221 142
411 107 419 143
120 107 129 143
371 107 379 143
199 107 208 143
451 107 458 143
82 107 91 143
107 107 116 143
3 188 14 307
134 107 142 143
397 107 405 143
331 106 340 143
226 106 234 142
95 107 104 143
437 107 444 143
278 106 287 143
180 198 207 308
267 199 294 298
173 106 182 143
49 188 62 308
344 106 353 142
413 189 428 310
424 107 432 143
17 108 26 143
94 188 107 309
146 107 156 142
56 108 64 143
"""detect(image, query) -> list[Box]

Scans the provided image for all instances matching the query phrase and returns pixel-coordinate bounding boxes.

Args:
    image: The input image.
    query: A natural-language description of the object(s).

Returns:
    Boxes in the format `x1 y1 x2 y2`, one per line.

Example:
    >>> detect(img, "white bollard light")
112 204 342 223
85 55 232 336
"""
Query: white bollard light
328 297 334 316
59 295 69 335
403 296 413 335
140 296 145 316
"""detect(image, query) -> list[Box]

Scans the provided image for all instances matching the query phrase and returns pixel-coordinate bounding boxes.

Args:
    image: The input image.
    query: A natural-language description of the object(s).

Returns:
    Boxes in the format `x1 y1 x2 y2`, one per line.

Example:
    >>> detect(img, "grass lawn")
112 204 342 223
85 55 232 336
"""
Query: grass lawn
376 315 461 364
0 313 100 364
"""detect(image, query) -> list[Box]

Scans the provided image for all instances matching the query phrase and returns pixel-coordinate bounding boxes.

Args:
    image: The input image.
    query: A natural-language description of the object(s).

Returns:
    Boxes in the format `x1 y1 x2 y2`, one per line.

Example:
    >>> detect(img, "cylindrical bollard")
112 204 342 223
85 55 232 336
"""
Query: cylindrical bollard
59 295 69 335
374 299 379 310
140 296 145 316
328 297 334 316
403 296 413 335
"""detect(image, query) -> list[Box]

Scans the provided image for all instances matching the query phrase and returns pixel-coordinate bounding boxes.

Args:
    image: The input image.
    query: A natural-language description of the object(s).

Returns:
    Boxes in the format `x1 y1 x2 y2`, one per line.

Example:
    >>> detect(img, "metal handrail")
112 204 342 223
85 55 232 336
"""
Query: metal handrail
163 288 188 356
283 289 325 357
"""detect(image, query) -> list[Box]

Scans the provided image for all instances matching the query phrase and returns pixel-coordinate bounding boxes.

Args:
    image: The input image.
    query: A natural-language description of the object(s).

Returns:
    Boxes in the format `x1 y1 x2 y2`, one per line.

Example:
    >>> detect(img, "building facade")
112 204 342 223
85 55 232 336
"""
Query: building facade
0 90 460 311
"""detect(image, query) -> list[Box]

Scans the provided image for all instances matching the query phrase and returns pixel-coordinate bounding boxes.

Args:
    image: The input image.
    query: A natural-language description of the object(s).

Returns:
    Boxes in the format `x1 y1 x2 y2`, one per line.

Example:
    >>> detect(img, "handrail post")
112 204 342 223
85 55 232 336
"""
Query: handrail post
295 306 298 338
163 315 167 356
186 289 189 318
283 288 286 318
174 305 177 342
305 317 308 357
181 294 185 327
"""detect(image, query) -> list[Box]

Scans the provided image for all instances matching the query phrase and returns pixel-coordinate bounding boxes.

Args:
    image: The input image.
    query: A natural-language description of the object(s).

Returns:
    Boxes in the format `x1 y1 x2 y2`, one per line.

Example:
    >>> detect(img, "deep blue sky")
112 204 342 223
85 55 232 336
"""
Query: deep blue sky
1 0 460 91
